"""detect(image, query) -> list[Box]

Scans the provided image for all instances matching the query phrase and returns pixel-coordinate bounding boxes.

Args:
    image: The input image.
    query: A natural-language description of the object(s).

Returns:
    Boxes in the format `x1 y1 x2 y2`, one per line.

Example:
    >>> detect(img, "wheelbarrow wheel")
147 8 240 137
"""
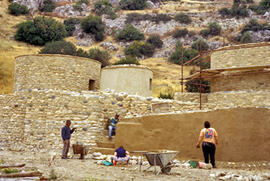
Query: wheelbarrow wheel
161 162 172 174
161 166 171 174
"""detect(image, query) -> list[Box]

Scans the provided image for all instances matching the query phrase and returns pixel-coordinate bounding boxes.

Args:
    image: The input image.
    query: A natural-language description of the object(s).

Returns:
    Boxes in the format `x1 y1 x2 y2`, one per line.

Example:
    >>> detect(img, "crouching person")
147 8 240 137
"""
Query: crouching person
111 146 130 165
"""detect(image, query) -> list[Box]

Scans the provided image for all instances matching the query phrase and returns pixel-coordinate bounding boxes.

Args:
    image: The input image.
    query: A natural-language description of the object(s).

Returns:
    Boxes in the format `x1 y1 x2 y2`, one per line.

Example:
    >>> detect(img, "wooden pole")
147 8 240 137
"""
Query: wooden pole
199 40 202 110
181 46 184 93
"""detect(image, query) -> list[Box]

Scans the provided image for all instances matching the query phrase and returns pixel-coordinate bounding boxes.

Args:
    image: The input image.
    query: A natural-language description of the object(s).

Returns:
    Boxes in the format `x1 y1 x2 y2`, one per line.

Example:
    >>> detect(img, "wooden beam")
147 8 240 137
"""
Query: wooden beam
0 171 42 178
0 164 25 169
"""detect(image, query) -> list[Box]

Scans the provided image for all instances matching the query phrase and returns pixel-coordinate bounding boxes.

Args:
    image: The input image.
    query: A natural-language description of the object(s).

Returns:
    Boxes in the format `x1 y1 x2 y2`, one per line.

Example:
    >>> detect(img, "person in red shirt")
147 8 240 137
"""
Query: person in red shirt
196 121 218 168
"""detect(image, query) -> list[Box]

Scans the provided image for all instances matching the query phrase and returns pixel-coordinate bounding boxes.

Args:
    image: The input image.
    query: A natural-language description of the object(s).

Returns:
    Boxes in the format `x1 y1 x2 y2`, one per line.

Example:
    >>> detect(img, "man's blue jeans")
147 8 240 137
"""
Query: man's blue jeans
108 125 115 137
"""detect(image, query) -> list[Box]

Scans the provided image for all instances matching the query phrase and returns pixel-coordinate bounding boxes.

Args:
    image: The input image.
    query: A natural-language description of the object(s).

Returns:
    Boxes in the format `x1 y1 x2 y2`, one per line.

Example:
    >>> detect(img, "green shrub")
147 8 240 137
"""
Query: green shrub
64 18 81 36
88 48 110 67
40 40 77 55
152 14 171 23
115 24 145 41
241 19 270 33
73 0 89 11
185 79 210 93
124 41 155 58
126 13 151 24
94 0 116 19
125 13 171 23
191 38 209 51
169 45 199 65
146 35 163 49
174 13 192 24
200 22 222 37
94 0 112 15
75 48 89 58
15 16 67 45
39 0 56 12
173 28 188 38
2 168 19 174
234 0 254 3
119 0 147 10
248 0 270 14
219 3 249 18
8 2 29 16
158 92 174 99
81 15 105 41
219 7 231 16
231 3 249 17
199 29 210 37
40 40 110 66
114 56 140 65
208 22 222 35
240 32 253 43
259 0 270 10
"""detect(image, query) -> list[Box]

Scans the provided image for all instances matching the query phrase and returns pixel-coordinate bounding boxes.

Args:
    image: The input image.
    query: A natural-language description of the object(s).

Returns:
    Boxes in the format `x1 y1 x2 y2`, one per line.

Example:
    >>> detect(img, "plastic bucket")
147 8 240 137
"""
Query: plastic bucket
189 160 198 168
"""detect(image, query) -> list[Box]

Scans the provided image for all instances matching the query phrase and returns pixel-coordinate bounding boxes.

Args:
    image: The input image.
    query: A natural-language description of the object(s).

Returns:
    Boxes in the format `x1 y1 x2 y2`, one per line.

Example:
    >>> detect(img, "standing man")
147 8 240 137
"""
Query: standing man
196 121 218 168
61 120 76 159
108 114 119 139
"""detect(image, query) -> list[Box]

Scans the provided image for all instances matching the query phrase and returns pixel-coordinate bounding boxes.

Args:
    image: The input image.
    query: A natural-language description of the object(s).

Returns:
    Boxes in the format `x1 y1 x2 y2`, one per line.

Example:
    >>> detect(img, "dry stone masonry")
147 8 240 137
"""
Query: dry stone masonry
1 42 270 154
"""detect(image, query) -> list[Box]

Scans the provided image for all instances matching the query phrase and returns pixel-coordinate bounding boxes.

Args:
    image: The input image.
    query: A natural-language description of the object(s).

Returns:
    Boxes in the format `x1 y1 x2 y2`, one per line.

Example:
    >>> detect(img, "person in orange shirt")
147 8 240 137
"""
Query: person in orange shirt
196 121 218 168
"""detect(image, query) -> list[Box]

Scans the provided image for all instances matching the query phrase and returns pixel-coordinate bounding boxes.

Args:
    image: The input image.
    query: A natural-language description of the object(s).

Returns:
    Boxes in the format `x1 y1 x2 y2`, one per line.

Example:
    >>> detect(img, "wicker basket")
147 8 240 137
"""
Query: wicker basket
72 144 88 155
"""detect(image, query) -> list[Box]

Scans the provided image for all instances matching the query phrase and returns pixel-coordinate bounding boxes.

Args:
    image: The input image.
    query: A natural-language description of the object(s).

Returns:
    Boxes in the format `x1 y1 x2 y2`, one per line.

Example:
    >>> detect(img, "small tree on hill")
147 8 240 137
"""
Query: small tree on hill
115 24 145 41
146 35 163 49
8 2 29 16
81 15 105 41
39 0 56 12
119 0 147 10
15 16 67 45
114 56 140 65
40 41 77 55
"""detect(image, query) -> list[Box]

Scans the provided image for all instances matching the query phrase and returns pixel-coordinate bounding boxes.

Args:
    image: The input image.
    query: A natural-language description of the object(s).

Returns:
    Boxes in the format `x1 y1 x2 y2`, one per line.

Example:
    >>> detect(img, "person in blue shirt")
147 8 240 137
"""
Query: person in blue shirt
61 120 76 159
111 146 130 165
108 114 119 139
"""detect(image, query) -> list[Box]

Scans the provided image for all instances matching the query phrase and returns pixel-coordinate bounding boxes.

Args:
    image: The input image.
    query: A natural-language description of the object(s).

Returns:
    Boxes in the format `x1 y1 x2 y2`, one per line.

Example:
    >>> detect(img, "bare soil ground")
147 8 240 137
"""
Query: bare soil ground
0 151 269 181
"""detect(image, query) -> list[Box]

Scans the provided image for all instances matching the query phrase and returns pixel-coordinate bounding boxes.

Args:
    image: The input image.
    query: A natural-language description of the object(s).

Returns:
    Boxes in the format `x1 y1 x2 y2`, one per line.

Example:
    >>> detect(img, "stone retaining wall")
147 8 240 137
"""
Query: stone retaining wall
174 91 270 109
1 89 269 152
0 89 204 152
211 72 270 92
0 94 26 150
211 43 270 69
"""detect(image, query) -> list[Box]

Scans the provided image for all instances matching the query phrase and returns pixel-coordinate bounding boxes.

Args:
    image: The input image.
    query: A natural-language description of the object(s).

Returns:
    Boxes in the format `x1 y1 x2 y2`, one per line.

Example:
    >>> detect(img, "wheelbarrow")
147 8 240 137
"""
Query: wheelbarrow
143 150 179 175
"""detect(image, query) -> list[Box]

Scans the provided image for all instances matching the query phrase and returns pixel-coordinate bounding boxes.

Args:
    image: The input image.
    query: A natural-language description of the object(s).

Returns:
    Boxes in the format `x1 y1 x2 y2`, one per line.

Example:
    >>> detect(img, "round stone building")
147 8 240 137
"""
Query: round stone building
100 65 153 97
14 54 102 92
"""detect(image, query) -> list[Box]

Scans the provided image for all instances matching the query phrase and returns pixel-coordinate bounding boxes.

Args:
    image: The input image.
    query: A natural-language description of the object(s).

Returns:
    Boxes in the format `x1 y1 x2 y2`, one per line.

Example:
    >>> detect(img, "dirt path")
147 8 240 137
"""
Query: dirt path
0 151 269 181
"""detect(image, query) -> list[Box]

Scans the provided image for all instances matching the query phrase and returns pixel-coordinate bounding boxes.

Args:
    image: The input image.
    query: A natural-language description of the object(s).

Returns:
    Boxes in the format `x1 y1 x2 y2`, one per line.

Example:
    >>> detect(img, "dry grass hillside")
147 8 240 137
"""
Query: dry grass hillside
0 0 196 96
1 0 264 96
0 0 40 94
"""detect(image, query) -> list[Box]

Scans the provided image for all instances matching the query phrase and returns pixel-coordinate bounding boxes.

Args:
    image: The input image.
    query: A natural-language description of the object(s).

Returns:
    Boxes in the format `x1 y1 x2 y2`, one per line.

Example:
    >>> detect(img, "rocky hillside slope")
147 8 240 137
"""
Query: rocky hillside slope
0 0 270 96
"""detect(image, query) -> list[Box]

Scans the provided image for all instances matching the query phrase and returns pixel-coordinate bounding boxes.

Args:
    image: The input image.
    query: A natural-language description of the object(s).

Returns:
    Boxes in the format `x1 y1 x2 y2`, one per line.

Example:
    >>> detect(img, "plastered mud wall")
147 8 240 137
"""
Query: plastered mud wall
14 54 101 92
116 108 270 162
211 43 270 69
100 65 153 97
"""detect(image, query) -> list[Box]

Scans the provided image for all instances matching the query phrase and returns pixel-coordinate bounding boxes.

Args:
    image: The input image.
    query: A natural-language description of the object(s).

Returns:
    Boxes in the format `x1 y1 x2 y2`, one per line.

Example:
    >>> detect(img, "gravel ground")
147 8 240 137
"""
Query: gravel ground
0 151 269 181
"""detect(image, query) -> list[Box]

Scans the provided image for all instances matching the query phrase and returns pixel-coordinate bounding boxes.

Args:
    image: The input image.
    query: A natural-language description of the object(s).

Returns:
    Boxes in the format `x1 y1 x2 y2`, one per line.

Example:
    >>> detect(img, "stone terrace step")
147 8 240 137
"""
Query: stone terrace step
91 147 115 155
96 141 115 148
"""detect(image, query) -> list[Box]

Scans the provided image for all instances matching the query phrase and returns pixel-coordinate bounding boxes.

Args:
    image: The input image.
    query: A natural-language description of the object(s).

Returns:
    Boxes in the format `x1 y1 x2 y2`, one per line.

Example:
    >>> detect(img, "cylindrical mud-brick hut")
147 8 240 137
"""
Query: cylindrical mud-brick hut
14 54 101 92
100 65 153 97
